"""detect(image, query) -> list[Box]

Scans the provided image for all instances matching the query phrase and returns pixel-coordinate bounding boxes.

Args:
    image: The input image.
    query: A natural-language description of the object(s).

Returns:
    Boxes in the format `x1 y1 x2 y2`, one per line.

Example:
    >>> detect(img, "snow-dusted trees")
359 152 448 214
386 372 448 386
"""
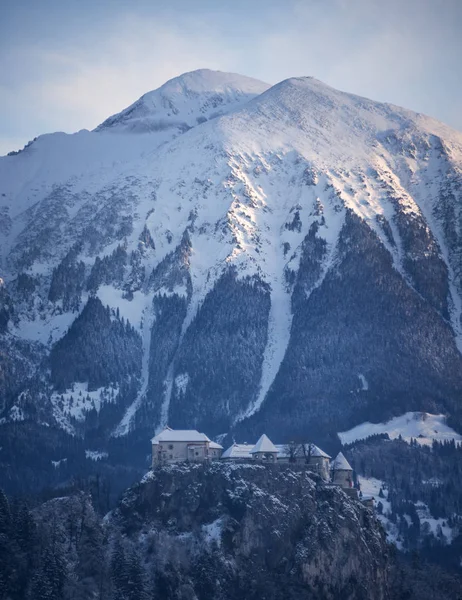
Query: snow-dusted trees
50 297 142 391
110 540 147 600
168 269 271 433
48 244 85 312
87 245 128 293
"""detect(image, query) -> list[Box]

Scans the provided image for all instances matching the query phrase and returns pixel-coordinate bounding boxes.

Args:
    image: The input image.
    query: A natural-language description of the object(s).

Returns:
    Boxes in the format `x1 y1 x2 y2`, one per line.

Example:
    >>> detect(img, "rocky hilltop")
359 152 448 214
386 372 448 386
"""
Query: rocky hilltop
3 458 462 599
109 462 389 600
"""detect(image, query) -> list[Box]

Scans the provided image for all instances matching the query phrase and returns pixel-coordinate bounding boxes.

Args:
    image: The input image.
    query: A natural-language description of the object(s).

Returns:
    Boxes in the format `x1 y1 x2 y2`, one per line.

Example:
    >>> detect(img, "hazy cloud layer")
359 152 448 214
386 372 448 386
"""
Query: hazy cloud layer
1 0 461 155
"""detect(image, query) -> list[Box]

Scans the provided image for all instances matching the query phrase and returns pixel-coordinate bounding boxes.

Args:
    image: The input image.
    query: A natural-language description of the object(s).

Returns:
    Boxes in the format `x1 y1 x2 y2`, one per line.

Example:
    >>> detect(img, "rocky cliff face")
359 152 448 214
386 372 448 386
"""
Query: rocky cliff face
110 463 390 600
3 463 461 600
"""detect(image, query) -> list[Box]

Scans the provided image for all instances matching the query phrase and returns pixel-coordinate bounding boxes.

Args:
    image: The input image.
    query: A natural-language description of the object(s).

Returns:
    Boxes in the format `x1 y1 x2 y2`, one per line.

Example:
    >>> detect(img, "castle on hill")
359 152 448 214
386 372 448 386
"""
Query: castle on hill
151 427 354 490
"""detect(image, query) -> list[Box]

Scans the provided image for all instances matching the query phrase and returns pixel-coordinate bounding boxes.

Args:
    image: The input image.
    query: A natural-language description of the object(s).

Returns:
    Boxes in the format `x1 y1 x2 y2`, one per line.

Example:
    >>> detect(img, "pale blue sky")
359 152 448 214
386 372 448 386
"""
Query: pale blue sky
1 0 461 155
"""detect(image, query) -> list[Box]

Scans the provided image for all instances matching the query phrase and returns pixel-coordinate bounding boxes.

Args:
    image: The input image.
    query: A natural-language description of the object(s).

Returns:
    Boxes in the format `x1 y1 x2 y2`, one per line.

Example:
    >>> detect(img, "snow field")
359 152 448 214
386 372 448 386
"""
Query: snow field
339 412 462 446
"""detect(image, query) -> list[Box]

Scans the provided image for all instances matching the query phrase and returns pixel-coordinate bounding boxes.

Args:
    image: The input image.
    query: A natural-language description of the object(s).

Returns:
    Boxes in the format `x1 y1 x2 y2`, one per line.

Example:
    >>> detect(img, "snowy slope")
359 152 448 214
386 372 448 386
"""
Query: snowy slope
0 69 269 272
1 70 462 440
339 412 462 446
96 68 270 133
359 477 455 549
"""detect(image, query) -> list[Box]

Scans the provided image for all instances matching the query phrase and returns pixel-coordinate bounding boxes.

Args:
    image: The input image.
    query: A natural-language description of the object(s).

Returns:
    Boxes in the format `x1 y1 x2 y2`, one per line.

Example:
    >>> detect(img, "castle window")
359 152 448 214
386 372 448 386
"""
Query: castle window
168 444 174 450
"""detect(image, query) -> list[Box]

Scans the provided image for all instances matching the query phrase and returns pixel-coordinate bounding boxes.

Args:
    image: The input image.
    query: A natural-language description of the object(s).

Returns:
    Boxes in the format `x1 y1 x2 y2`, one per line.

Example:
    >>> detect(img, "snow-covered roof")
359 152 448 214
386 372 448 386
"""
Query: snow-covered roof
310 444 331 458
331 452 353 471
209 441 223 450
361 495 374 501
221 443 253 459
275 443 331 459
250 434 278 454
151 427 211 444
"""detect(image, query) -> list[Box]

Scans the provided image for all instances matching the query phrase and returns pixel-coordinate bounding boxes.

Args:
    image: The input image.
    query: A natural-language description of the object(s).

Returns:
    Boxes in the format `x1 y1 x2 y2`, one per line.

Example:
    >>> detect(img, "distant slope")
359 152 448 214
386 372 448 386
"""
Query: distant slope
339 412 462 446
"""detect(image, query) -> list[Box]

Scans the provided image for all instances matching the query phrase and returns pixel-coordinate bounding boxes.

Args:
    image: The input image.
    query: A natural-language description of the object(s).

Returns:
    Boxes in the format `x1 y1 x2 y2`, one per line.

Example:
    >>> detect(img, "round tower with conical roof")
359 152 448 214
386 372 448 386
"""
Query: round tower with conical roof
331 452 353 489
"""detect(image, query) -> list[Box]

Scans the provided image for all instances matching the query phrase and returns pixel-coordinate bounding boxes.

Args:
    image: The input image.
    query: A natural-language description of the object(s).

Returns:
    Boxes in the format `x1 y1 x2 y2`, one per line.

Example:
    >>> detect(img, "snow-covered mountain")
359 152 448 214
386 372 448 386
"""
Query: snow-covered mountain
96 68 270 133
1 68 462 450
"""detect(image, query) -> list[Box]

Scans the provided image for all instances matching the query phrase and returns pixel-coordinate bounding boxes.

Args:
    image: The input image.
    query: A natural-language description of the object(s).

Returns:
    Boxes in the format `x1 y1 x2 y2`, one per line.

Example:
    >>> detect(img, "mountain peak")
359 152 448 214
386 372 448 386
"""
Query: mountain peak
95 68 270 134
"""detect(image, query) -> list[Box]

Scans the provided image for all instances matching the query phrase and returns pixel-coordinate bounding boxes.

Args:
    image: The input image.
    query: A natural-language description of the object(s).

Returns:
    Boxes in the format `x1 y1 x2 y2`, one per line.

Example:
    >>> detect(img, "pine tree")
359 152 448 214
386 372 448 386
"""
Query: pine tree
125 551 146 600
110 540 128 600
0 489 13 599
28 547 66 600
0 489 11 536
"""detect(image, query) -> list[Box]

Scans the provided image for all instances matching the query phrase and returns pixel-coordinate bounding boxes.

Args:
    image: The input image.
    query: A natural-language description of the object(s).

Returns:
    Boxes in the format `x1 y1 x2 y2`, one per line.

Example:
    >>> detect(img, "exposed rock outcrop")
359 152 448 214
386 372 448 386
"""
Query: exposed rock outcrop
110 463 390 600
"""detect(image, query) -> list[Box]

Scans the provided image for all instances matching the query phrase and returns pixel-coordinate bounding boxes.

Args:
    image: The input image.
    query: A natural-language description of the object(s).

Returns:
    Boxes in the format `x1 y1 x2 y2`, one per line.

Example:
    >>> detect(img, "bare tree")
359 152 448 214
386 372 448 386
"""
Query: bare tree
283 440 302 463
300 442 313 466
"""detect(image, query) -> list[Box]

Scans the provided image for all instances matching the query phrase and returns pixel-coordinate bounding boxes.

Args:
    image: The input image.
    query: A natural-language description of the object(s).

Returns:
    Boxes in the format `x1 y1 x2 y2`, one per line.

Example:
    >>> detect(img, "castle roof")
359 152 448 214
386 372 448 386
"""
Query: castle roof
151 427 211 444
221 443 253 459
331 452 353 471
250 434 278 454
310 444 331 458
209 441 224 450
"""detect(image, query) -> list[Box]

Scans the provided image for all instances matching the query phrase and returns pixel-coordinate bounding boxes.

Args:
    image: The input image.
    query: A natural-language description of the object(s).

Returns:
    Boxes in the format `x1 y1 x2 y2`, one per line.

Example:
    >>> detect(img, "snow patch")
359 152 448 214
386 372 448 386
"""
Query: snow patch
358 374 369 391
339 412 462 446
51 383 119 434
202 518 223 547
359 476 455 547
85 450 109 461
174 373 189 395
97 286 146 329
357 476 401 547
7 405 24 422
12 310 77 345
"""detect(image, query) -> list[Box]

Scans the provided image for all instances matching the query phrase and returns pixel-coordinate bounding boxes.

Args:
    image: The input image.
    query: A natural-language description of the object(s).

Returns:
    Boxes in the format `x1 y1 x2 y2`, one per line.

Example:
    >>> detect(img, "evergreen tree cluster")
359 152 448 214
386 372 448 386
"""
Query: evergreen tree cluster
50 296 142 391
139 294 188 429
48 244 86 312
87 245 128 292
0 282 13 333
0 491 111 600
147 229 192 296
0 490 38 600
348 436 462 566
239 210 462 443
168 269 271 433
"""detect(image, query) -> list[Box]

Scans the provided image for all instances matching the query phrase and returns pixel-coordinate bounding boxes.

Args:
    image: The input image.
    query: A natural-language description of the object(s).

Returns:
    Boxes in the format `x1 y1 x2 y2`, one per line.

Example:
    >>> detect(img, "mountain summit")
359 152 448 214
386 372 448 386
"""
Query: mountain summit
95 68 270 133
1 70 462 460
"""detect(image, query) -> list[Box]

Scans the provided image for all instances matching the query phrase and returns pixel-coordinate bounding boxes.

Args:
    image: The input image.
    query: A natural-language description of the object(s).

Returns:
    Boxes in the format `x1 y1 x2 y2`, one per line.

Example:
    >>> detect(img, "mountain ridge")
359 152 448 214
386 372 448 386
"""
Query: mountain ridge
95 68 271 133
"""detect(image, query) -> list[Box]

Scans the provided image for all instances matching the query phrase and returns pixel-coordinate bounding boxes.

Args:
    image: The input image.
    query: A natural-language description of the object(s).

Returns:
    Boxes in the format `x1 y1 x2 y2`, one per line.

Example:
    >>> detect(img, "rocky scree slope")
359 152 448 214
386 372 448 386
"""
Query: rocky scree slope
0 69 462 449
